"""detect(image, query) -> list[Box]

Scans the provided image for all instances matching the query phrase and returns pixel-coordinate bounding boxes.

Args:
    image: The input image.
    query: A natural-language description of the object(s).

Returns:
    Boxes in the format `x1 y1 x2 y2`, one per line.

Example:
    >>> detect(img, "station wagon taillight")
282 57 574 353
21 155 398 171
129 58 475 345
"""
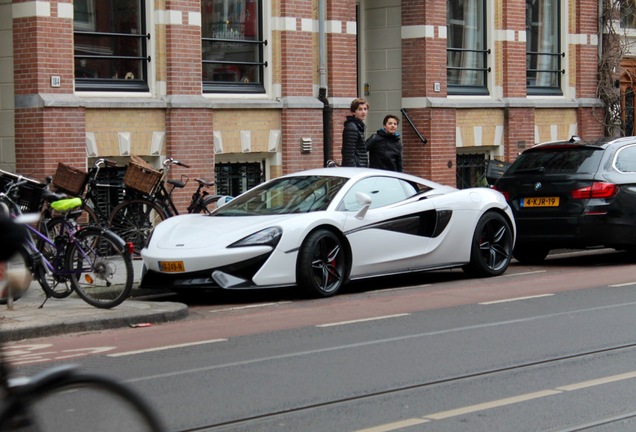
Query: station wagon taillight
571 182 618 199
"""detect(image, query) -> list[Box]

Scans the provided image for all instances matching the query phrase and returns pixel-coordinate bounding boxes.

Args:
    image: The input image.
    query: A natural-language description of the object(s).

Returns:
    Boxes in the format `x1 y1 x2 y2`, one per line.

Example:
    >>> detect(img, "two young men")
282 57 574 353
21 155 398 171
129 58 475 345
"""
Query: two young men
341 98 402 172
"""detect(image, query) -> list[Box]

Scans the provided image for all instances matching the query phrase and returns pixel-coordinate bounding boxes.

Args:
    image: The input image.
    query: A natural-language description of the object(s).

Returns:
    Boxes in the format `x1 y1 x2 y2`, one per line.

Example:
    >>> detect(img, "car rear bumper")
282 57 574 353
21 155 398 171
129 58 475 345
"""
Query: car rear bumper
515 214 636 249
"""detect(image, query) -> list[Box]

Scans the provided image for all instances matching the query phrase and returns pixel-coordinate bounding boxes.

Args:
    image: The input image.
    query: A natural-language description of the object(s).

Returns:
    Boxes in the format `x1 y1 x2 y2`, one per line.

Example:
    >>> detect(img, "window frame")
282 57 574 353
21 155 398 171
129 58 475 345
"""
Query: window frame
73 0 150 92
526 0 563 96
446 0 490 96
202 0 267 94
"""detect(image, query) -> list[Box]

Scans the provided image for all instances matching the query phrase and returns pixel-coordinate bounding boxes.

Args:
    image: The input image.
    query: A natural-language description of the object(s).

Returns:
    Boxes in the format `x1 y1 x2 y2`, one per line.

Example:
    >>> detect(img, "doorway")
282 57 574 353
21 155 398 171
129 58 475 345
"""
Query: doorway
359 0 402 136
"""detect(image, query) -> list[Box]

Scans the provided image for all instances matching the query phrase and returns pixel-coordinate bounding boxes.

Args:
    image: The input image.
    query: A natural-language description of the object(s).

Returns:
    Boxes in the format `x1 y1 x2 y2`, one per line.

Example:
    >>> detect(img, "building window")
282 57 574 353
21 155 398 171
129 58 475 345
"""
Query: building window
74 0 149 92
202 0 267 94
215 162 265 196
621 1 636 29
526 0 562 95
447 0 489 95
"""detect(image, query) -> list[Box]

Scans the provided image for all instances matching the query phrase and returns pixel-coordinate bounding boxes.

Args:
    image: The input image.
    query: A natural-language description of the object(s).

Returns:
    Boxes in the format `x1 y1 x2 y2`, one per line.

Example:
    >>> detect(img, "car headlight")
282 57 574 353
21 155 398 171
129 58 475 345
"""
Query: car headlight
229 227 282 248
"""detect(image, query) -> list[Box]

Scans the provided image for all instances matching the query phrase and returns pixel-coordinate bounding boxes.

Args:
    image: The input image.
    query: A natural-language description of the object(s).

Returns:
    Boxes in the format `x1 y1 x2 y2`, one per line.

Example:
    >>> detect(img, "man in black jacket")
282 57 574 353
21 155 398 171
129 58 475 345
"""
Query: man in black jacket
341 98 369 167
366 114 403 172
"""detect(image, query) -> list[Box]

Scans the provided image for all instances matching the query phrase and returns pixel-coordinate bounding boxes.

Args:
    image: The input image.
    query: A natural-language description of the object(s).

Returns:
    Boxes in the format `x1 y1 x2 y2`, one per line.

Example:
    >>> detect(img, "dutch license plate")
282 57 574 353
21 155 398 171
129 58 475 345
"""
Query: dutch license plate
160 261 185 272
521 197 560 207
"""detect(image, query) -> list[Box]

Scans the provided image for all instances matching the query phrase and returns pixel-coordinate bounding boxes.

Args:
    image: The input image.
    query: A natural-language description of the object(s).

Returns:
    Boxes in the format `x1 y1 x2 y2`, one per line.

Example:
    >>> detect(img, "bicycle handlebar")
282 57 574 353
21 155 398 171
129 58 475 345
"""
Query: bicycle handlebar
163 158 191 169
95 158 118 168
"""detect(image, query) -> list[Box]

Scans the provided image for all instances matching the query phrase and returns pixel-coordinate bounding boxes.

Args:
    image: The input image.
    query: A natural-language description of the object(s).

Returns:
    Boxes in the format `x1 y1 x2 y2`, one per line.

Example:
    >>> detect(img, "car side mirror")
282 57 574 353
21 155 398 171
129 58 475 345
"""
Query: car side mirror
355 192 372 220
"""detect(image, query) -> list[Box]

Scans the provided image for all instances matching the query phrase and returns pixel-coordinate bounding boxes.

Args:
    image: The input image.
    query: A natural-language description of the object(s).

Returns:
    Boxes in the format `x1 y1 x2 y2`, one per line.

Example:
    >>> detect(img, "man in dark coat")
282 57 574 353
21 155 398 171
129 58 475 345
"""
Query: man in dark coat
341 98 369 167
366 114 403 172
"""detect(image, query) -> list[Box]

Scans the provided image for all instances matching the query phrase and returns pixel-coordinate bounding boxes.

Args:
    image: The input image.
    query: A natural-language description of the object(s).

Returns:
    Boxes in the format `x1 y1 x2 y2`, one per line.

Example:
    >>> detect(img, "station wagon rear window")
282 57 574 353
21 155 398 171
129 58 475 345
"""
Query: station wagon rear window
506 147 604 175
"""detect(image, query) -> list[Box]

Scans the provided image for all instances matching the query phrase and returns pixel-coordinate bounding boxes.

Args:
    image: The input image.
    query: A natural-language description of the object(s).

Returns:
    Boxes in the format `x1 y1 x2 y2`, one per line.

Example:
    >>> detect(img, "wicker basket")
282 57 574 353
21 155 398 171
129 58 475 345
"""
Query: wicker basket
52 163 88 195
124 155 162 195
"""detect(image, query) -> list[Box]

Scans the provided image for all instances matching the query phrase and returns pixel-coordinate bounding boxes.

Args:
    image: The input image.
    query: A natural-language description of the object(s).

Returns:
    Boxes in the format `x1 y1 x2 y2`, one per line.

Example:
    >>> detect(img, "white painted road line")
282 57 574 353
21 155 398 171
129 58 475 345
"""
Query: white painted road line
108 339 227 357
316 314 411 328
500 270 547 277
479 294 554 305
608 282 636 287
209 301 292 313
352 370 636 431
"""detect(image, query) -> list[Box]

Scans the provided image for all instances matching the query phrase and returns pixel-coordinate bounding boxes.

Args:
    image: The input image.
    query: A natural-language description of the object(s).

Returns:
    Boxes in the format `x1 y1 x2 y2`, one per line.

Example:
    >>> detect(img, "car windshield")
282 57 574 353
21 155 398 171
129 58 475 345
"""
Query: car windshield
214 175 349 216
506 146 604 175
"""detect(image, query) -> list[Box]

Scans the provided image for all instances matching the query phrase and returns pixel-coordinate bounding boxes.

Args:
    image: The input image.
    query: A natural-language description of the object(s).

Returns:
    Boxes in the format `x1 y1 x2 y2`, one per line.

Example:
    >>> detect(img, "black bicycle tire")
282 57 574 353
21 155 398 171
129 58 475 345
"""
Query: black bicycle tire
108 198 168 255
192 194 224 214
33 217 75 299
0 369 166 431
65 227 134 308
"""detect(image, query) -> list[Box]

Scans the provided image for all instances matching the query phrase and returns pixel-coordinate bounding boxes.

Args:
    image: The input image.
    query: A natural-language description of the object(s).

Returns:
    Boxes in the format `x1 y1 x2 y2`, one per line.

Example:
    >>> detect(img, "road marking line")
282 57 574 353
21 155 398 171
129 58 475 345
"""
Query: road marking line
129 302 636 383
353 370 636 431
608 282 636 287
209 301 292 313
373 285 432 293
424 390 562 420
500 270 547 277
479 294 554 305
355 418 429 432
108 339 227 357
556 371 636 391
316 314 410 328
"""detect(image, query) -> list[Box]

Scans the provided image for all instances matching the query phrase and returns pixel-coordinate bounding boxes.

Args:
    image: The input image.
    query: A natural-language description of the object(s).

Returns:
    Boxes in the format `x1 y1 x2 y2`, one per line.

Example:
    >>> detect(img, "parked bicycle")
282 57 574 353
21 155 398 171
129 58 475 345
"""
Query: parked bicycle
50 158 123 228
0 234 164 431
109 156 228 254
0 176 134 309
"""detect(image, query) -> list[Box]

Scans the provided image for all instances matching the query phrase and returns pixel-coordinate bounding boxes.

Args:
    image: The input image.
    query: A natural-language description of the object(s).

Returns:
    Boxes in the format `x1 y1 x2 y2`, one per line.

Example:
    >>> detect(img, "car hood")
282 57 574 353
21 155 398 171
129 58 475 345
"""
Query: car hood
154 214 294 250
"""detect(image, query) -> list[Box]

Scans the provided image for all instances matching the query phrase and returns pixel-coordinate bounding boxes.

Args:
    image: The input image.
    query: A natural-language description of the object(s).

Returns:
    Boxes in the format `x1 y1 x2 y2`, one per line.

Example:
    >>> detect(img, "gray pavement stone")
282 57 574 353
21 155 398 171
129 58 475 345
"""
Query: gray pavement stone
0 260 188 342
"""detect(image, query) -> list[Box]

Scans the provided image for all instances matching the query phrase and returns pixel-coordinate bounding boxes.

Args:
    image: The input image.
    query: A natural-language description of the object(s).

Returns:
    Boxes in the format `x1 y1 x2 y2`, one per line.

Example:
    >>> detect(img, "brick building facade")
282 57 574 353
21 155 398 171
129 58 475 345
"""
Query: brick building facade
0 0 605 211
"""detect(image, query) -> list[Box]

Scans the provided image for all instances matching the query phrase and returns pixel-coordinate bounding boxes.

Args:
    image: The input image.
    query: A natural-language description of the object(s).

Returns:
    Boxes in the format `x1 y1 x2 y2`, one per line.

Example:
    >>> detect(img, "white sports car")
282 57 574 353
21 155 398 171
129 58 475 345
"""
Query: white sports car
140 167 516 297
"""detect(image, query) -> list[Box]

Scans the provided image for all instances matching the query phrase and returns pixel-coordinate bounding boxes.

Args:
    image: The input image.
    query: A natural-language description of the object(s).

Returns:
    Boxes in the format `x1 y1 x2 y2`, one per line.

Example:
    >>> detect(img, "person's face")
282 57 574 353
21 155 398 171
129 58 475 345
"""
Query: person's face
353 103 368 121
385 118 399 134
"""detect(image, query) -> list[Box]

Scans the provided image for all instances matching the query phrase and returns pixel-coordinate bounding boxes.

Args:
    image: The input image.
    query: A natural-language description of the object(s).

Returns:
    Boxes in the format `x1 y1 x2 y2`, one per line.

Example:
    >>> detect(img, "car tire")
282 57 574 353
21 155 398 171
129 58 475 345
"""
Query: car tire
297 229 347 297
462 211 513 277
512 246 550 264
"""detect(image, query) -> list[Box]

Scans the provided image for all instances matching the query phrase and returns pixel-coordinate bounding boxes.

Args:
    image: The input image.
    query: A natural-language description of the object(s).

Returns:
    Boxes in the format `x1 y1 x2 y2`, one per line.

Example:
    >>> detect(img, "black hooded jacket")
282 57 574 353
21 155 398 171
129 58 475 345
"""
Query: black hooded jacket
365 128 403 172
341 116 368 167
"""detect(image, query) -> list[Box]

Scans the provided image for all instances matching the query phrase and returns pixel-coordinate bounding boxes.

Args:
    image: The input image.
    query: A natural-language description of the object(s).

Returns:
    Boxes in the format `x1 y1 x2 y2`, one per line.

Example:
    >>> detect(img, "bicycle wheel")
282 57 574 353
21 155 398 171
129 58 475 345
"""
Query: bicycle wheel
108 199 168 255
0 369 165 431
65 226 133 308
190 194 219 214
39 202 99 234
34 217 74 299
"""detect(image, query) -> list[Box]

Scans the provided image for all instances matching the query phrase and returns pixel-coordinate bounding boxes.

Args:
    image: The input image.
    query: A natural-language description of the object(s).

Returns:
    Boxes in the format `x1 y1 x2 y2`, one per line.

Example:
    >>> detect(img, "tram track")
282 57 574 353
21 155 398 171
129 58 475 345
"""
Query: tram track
177 341 636 431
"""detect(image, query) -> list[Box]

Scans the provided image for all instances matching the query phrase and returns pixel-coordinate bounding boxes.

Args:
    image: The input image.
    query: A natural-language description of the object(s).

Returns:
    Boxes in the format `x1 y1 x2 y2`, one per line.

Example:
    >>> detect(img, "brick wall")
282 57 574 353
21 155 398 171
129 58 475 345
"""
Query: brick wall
504 108 535 161
165 109 214 212
327 0 357 97
15 107 86 180
165 0 202 95
281 108 324 174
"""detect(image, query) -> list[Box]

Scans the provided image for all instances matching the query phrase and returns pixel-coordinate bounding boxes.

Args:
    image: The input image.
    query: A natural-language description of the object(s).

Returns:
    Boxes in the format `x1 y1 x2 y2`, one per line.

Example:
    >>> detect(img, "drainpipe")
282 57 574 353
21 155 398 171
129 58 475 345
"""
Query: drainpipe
318 0 332 166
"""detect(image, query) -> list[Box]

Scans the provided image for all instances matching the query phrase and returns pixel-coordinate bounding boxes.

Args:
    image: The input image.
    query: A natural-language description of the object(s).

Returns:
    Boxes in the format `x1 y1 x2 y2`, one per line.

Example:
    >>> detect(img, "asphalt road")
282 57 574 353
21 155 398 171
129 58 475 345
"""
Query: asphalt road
7 249 636 431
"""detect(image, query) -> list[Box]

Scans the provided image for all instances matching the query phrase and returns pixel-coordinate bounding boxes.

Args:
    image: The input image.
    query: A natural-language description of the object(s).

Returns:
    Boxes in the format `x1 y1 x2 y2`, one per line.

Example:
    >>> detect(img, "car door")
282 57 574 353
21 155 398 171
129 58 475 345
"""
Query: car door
340 176 437 278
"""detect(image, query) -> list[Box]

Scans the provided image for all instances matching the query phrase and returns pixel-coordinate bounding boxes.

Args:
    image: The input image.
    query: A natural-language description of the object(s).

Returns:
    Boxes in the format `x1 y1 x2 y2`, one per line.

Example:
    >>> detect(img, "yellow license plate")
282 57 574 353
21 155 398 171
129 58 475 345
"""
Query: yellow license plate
160 261 185 272
521 197 560 207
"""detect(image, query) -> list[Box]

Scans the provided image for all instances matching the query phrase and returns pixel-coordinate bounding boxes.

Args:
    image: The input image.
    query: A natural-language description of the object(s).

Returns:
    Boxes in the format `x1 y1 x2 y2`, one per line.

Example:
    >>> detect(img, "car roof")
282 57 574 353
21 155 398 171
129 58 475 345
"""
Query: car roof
528 136 636 152
280 167 451 190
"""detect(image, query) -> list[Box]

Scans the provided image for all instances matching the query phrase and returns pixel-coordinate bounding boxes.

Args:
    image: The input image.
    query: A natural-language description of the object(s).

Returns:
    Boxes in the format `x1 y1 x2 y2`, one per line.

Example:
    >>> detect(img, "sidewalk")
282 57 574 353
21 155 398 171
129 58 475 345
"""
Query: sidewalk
0 261 188 342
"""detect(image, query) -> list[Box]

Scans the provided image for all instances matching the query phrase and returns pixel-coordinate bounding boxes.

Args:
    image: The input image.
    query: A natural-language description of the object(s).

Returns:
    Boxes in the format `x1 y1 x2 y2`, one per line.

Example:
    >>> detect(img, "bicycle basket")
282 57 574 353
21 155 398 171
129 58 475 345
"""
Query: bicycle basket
0 169 47 213
52 162 88 195
124 155 162 195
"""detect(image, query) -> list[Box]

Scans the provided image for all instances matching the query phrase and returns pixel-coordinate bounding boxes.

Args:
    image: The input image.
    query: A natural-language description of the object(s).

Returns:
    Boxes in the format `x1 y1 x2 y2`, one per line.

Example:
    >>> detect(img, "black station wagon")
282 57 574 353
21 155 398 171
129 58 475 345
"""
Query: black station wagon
494 136 636 263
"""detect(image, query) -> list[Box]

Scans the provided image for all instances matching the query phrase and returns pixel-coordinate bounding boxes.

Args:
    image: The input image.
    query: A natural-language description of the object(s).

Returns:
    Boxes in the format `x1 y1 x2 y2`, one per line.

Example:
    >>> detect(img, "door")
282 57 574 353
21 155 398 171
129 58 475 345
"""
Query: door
360 0 403 136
